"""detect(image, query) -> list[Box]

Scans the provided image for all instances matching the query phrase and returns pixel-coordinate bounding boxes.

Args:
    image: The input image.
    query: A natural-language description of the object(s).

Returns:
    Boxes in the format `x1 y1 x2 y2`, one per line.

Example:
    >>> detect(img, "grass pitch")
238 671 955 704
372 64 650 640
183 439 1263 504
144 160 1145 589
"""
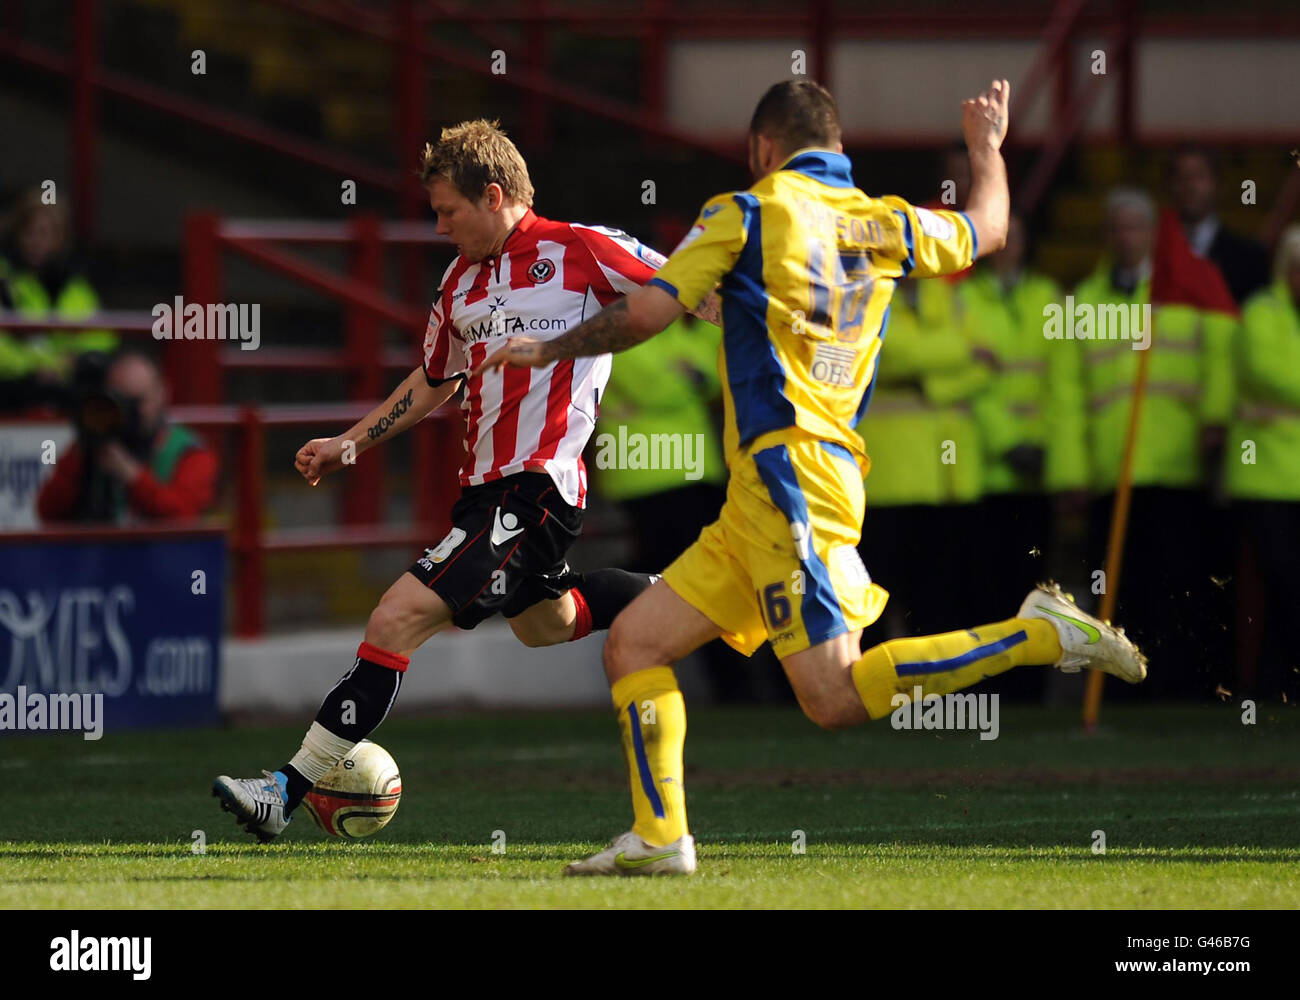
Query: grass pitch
2 703 1297 909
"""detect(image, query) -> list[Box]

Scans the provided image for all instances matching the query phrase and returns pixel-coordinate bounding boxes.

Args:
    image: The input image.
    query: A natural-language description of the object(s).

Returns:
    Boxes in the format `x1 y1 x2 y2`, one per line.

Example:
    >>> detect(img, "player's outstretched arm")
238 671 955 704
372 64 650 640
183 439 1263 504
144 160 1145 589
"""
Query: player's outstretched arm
475 284 686 375
294 366 457 486
962 78 1011 258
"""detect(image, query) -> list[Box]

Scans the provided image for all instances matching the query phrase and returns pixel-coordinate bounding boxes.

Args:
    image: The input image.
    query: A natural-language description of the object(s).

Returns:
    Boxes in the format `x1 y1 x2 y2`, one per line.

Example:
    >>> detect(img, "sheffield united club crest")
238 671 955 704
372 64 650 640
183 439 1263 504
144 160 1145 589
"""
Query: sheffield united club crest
527 258 556 284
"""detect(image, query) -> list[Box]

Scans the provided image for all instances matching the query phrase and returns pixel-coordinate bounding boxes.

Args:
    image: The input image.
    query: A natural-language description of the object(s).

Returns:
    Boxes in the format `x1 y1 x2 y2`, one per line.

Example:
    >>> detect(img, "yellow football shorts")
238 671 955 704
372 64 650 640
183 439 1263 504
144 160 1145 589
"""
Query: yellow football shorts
662 430 889 659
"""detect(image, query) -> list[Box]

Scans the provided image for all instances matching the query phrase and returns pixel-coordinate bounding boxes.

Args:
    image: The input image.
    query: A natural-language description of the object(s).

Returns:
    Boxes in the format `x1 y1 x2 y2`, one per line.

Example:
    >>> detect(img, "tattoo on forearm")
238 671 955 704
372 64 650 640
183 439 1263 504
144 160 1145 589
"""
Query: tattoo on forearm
542 300 643 361
367 388 415 441
692 292 722 327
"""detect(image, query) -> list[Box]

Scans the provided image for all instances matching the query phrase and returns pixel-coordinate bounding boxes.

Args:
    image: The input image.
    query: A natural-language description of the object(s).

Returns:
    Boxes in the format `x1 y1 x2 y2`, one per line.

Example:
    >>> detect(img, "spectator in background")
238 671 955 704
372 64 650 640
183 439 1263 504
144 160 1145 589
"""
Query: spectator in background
1051 187 1236 697
1165 145 1248 684
0 189 116 411
1168 143 1269 306
961 214 1061 641
596 310 726 573
38 349 218 524
596 309 790 702
597 216 729 572
855 261 989 639
1224 224 1300 702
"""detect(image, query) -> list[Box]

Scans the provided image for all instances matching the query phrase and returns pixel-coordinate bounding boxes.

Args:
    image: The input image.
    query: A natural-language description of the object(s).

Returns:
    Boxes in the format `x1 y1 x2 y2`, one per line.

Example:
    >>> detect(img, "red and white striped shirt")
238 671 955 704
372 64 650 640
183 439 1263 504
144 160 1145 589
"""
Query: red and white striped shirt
423 209 665 508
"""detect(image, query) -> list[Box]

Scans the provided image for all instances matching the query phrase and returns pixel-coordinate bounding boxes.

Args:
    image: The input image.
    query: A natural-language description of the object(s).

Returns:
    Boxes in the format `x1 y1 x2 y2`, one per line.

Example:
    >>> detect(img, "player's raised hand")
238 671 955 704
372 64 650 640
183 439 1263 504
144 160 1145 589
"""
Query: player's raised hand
294 435 346 487
962 78 1011 153
473 336 549 379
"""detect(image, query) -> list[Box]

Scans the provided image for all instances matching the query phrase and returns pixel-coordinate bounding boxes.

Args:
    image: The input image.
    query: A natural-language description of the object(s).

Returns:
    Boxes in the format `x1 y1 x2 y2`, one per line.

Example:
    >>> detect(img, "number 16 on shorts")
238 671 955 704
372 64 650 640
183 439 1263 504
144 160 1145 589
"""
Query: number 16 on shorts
759 580 795 640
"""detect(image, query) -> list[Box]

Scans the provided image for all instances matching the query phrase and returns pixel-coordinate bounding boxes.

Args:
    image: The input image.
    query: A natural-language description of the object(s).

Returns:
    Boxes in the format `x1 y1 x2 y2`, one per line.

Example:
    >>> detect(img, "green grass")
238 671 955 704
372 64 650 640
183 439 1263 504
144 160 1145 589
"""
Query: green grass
2 703 1298 908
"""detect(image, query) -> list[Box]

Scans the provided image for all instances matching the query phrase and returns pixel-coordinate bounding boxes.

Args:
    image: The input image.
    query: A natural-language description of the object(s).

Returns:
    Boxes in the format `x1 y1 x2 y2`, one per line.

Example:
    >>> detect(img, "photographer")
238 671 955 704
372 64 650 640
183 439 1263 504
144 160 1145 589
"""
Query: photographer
37 349 217 523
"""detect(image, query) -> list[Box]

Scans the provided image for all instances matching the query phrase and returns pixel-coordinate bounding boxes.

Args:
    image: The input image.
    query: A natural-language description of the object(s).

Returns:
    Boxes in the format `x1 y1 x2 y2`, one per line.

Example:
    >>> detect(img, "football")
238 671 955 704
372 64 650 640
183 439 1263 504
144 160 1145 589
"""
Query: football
301 740 402 838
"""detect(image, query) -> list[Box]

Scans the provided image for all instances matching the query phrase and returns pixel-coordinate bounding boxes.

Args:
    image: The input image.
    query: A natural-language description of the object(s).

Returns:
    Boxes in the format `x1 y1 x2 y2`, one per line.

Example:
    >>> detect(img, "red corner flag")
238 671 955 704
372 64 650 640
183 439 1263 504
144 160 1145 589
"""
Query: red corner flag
1082 207 1239 731
1150 207 1240 317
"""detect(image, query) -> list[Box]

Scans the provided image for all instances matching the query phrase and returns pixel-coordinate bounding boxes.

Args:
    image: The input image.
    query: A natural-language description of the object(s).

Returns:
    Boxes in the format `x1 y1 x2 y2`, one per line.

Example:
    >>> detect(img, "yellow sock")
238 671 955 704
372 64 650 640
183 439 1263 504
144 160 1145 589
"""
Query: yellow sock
611 667 688 846
852 618 1061 719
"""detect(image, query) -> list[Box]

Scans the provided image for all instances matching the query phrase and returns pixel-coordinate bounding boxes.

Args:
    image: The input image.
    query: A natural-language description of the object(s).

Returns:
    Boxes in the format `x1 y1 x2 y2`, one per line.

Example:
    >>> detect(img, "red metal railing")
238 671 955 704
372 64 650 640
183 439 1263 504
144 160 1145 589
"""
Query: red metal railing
0 207 466 637
5 0 1300 243
1009 0 1092 148
0 386 464 637
179 214 452 525
2 0 748 241
178 215 441 405
172 401 464 637
2 208 461 638
1016 0 1136 218
0 0 406 242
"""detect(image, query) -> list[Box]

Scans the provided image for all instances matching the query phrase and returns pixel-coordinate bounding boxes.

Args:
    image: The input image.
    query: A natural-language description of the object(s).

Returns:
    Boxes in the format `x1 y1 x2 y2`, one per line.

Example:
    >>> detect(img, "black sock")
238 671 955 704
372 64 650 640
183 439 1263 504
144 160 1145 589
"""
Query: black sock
314 657 405 742
277 654 405 812
276 764 315 812
572 568 657 630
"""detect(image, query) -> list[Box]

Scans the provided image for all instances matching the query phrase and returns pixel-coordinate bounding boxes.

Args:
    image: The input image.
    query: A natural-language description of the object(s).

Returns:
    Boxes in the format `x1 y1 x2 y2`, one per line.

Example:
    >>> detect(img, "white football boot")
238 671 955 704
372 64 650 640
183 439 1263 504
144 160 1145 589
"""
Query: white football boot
564 830 697 877
1018 582 1147 683
212 770 291 842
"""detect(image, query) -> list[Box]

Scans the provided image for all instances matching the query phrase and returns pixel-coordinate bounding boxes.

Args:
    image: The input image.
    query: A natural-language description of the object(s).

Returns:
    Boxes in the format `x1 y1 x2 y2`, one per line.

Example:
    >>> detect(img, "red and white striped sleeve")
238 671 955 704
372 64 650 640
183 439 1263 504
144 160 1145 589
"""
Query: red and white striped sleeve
423 266 467 386
571 224 667 296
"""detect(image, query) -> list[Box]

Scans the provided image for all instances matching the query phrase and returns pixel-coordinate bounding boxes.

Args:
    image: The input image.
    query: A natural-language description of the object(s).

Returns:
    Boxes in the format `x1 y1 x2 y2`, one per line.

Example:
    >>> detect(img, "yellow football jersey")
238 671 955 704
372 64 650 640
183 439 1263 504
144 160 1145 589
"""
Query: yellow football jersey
650 148 977 469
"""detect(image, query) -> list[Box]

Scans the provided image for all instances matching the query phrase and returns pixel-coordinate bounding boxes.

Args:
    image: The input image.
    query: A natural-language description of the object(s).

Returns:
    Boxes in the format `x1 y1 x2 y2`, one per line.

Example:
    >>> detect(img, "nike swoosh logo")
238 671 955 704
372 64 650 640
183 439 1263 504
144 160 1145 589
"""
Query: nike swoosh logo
491 507 525 547
1038 606 1101 643
615 850 679 870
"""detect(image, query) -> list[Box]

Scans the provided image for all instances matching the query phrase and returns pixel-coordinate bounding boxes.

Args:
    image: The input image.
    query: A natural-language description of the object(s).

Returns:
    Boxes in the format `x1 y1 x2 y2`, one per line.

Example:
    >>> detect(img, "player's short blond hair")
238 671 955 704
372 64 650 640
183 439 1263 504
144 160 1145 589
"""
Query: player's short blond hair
418 120 534 207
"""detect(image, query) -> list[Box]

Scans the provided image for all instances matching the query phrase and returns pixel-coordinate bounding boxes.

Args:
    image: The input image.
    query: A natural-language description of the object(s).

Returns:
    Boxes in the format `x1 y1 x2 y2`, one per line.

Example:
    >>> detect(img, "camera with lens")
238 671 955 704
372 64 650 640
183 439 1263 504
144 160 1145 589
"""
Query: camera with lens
66 352 149 453
58 352 151 521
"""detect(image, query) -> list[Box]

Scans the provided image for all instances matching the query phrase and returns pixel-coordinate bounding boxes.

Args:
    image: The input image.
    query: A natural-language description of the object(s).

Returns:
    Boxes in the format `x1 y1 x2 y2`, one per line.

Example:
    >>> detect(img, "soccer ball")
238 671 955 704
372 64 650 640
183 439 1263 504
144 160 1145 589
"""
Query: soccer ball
301 740 402 838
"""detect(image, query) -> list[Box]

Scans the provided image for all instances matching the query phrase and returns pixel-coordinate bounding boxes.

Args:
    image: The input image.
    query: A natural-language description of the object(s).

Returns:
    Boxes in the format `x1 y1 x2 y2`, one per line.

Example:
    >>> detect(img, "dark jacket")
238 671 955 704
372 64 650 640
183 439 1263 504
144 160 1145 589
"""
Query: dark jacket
1207 225 1271 307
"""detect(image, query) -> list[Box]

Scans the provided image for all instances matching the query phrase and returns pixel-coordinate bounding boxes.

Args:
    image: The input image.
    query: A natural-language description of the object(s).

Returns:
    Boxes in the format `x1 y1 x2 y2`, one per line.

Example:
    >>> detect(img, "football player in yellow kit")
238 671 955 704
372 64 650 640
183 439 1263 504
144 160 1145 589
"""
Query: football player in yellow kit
481 78 1146 876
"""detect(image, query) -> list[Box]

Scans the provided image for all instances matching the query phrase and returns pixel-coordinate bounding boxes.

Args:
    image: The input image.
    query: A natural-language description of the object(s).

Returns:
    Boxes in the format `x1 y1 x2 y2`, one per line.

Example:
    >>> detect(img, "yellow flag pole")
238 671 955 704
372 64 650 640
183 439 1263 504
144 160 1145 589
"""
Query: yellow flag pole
1082 307 1155 730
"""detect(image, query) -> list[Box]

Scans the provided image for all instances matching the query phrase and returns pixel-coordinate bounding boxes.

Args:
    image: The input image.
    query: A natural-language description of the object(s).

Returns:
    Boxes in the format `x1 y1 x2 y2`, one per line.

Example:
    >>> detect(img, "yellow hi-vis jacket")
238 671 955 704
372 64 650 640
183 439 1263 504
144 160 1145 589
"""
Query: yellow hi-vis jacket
959 267 1062 494
1225 281 1300 501
594 315 727 501
855 275 988 506
1044 262 1235 492
0 259 115 378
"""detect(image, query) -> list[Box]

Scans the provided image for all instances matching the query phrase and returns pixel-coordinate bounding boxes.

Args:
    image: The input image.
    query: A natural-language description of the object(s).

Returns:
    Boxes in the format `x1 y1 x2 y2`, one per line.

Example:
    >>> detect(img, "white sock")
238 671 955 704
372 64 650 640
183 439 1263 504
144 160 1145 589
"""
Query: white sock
288 722 356 784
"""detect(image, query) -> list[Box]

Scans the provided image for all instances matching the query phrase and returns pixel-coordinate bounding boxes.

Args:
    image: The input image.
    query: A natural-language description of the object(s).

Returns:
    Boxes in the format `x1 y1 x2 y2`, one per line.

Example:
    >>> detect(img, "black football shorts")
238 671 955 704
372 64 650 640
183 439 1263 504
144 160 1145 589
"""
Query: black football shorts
407 472 583 629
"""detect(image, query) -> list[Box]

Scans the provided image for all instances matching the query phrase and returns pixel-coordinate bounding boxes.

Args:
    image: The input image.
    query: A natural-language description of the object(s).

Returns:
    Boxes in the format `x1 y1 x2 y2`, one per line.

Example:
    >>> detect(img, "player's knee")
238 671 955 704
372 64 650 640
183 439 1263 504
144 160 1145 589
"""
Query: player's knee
509 618 561 648
365 599 419 649
602 620 631 680
798 691 861 731
513 628 550 649
603 615 650 682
